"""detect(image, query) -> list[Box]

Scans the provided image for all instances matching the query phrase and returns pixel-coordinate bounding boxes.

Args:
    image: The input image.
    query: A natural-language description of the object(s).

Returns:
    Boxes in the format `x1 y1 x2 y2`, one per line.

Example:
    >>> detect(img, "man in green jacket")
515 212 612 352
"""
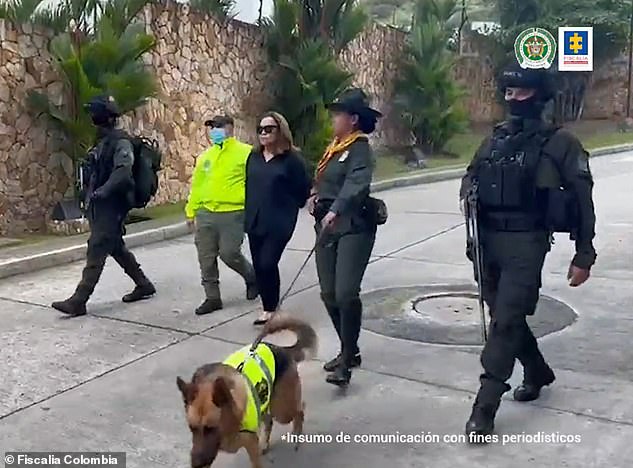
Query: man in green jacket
185 115 258 315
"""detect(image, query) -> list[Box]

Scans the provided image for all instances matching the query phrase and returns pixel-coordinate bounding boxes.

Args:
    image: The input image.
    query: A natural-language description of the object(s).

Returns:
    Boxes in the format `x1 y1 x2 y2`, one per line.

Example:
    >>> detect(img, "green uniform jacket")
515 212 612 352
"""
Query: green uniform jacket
314 138 375 235
460 120 597 270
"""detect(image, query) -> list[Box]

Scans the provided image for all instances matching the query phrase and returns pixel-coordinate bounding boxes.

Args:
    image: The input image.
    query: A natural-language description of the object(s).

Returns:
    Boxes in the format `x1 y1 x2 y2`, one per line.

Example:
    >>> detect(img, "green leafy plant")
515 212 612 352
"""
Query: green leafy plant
394 0 468 154
262 0 368 165
27 11 157 195
1 0 102 34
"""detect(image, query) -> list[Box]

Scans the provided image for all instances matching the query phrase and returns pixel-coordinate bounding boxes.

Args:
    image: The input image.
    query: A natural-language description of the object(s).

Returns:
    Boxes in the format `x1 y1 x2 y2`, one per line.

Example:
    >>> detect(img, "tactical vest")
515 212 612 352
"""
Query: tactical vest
223 343 276 433
475 123 558 231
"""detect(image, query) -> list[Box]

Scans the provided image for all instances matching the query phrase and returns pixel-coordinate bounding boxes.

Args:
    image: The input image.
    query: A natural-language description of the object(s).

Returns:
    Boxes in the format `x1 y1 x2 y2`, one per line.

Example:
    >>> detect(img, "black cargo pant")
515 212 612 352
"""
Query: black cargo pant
474 229 553 406
72 202 151 303
315 224 376 365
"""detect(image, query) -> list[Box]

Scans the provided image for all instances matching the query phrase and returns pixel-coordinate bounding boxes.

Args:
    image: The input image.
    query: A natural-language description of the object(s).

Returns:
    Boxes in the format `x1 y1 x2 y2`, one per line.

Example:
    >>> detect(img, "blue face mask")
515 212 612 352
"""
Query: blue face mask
209 127 226 145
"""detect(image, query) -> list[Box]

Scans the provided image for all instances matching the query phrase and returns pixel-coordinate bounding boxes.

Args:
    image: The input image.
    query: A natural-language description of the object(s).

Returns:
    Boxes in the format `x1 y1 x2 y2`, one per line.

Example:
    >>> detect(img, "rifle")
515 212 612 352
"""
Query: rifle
464 182 488 343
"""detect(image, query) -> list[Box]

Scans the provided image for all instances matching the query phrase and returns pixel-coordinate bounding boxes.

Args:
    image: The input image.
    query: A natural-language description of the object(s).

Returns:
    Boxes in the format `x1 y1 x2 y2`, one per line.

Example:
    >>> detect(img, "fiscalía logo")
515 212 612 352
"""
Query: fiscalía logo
558 27 593 71
514 27 556 69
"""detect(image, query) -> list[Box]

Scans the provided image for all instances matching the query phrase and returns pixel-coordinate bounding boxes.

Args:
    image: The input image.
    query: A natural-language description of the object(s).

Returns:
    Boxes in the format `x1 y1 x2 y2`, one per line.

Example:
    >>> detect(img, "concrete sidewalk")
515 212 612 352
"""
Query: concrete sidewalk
2 141 632 280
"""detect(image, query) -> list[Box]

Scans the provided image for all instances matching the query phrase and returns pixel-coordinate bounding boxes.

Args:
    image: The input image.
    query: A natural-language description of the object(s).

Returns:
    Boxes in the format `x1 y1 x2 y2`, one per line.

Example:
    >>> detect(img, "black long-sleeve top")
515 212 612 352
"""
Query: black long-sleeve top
244 149 312 240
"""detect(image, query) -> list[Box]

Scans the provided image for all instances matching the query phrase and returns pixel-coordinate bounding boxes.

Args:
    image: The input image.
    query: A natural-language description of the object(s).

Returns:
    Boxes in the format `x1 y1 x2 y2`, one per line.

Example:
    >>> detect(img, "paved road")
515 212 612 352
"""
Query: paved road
2 151 633 467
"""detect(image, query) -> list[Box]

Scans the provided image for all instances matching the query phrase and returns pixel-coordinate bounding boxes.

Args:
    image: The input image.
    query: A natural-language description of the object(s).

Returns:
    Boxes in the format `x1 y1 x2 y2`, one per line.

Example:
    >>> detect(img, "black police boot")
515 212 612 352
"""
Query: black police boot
122 282 156 303
513 366 556 402
323 352 361 372
246 282 259 301
51 297 87 317
195 298 223 316
51 296 87 317
465 379 510 443
465 402 499 442
52 273 94 317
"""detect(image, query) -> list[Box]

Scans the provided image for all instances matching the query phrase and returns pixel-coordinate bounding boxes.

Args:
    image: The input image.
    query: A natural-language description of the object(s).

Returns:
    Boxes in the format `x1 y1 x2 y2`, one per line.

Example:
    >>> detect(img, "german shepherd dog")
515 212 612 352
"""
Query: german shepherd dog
176 315 318 468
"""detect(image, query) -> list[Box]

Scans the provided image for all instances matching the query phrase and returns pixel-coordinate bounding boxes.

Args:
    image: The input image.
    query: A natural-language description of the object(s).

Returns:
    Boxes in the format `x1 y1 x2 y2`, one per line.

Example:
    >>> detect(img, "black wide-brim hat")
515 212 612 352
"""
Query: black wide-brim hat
326 88 383 119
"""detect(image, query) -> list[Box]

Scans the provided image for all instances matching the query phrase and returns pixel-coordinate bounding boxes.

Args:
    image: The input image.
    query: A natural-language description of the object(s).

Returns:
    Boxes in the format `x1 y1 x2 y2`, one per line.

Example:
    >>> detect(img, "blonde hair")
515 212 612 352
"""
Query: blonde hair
256 111 299 154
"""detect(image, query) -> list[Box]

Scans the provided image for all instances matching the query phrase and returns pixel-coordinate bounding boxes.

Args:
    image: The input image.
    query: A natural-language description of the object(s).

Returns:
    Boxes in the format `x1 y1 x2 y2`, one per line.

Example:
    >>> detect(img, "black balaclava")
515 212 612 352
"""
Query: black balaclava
508 94 545 119
91 111 117 128
501 66 552 120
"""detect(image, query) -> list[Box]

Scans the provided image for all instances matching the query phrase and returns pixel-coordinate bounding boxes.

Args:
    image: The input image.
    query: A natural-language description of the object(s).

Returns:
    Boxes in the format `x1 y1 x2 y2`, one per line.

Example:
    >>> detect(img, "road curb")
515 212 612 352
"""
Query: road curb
0 222 190 280
1 142 631 280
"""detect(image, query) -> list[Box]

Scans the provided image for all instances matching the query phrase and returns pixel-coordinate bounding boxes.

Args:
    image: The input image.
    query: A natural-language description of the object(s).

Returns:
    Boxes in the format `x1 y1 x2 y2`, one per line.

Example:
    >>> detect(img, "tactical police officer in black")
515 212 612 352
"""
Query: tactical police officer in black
51 96 156 317
460 63 596 439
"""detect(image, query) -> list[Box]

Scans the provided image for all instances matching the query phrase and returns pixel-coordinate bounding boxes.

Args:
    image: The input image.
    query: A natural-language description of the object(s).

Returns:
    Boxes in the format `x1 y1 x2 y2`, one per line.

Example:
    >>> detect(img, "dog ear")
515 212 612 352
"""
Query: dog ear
176 376 195 405
212 376 233 407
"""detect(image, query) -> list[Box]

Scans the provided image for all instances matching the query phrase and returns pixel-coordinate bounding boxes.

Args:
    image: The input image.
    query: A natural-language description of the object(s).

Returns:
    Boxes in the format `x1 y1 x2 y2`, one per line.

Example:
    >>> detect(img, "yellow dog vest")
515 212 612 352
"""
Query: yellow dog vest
223 343 276 433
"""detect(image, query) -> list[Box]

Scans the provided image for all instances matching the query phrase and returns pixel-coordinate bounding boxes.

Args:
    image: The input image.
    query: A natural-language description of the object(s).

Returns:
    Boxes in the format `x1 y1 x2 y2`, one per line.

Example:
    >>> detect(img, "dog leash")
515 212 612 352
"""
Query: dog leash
247 227 329 354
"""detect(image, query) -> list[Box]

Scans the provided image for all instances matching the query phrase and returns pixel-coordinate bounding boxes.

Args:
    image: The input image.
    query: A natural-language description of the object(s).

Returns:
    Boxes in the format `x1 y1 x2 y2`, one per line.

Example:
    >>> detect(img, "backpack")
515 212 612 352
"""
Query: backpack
129 136 162 209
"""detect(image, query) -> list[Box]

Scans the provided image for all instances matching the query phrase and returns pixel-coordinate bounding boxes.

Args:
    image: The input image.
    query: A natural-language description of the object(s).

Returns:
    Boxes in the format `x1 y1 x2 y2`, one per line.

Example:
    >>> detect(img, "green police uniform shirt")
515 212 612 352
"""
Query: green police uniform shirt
223 343 276 433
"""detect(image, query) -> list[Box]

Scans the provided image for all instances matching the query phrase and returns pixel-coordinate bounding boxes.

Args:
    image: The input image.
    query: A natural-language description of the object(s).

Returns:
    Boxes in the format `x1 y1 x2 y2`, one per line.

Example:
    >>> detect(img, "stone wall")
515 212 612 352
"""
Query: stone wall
0 20 71 235
120 3 272 207
339 23 410 146
584 55 630 119
0 1 631 235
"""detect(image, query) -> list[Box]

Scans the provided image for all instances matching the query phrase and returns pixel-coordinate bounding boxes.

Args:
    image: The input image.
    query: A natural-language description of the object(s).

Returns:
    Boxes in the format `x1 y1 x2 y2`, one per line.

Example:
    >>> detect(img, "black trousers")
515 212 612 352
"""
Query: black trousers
72 202 150 302
248 232 291 312
315 226 376 364
475 229 553 405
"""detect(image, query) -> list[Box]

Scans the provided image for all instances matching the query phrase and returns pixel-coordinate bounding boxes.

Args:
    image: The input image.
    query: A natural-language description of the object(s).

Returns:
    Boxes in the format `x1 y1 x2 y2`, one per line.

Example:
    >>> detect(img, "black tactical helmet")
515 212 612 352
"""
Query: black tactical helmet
85 94 121 118
497 61 555 102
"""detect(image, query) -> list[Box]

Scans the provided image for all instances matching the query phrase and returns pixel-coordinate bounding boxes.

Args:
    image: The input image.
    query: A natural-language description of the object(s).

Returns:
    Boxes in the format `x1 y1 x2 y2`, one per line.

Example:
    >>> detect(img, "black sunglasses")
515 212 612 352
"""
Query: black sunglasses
257 125 278 135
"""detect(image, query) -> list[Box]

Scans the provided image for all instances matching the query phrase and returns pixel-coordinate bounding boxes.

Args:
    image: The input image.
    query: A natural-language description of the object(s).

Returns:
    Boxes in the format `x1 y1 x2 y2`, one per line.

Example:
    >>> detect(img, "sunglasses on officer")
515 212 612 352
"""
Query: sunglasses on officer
257 124 278 135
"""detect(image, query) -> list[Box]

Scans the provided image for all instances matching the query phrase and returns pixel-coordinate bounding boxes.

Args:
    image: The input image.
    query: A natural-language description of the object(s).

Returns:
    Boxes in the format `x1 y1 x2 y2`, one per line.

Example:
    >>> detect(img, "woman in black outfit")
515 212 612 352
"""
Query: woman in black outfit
245 112 312 325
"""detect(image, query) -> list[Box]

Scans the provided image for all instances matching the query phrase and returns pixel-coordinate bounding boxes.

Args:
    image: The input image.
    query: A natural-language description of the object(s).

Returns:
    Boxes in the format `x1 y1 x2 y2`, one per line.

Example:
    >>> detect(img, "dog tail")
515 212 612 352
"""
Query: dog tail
258 314 318 363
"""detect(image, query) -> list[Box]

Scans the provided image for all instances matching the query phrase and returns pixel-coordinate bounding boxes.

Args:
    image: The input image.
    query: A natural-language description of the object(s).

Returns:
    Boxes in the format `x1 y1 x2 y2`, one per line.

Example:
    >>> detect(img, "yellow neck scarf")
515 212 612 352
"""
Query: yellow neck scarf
316 131 366 179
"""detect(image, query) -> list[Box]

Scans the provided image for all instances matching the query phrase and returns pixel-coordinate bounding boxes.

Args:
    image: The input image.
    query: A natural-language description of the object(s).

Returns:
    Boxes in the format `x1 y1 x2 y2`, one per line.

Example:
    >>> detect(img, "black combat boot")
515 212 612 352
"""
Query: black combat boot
122 282 156 303
513 366 555 402
195 298 223 315
246 282 259 301
465 379 510 443
465 402 499 442
323 352 361 372
114 247 156 303
52 265 98 317
51 296 88 317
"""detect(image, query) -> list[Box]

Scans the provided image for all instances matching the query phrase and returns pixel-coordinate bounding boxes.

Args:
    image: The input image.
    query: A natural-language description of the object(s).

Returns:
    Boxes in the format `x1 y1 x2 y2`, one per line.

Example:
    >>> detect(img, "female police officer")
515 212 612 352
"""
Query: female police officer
308 88 382 386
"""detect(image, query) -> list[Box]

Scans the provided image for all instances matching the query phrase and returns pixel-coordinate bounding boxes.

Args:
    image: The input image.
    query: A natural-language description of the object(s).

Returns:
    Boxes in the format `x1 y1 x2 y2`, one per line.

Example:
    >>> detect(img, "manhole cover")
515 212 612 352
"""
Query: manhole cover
361 284 577 346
